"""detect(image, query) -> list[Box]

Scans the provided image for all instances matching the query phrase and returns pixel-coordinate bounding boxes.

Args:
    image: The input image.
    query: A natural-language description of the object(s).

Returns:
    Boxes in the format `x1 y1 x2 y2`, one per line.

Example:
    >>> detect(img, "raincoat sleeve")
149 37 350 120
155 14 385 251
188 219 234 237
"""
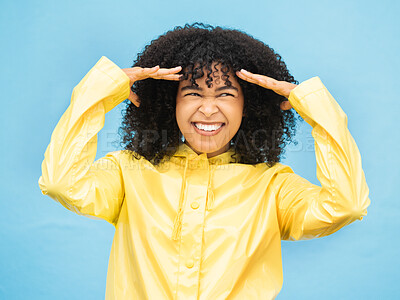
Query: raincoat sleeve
38 56 131 225
276 77 370 241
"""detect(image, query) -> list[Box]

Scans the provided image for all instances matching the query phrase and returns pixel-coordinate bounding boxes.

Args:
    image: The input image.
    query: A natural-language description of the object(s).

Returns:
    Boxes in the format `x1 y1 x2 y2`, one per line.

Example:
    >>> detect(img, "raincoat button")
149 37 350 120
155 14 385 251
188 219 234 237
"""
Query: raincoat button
191 201 199 209
185 259 194 268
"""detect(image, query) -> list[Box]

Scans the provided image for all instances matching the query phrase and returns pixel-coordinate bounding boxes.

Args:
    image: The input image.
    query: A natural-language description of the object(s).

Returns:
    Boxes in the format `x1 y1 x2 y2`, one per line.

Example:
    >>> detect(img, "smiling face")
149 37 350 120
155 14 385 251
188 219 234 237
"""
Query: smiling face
176 65 244 157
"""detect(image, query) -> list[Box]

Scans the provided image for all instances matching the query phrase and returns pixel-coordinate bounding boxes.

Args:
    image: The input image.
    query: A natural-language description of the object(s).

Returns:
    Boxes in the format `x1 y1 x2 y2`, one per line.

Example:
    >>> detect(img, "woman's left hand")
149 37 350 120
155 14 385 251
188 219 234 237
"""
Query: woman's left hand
236 69 297 110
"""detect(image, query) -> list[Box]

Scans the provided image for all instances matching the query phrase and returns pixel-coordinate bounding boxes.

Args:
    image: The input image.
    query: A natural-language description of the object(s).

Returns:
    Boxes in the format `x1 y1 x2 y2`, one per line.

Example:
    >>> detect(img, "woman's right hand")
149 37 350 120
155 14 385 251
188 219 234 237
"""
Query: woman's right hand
122 65 182 107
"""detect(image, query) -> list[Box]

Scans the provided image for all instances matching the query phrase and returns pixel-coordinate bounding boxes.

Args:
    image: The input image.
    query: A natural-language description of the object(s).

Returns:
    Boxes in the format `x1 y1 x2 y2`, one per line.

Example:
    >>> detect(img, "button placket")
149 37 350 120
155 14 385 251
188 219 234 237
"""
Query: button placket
175 159 209 300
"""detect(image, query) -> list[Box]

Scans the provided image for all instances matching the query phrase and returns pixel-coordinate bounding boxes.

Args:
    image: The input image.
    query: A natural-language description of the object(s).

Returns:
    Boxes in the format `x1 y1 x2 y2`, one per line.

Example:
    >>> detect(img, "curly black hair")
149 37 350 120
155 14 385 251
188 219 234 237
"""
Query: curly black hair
120 23 298 166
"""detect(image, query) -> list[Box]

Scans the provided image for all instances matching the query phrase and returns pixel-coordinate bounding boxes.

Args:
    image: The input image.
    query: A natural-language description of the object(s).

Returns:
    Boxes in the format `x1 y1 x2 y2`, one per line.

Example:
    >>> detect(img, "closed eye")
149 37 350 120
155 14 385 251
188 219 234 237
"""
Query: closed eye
219 93 234 97
184 92 201 97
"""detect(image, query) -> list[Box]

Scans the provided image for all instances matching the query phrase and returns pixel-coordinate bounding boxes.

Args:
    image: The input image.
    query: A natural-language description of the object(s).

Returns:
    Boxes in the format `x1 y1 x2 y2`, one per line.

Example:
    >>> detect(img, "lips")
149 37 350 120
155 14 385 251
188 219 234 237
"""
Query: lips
191 122 225 136
194 122 223 130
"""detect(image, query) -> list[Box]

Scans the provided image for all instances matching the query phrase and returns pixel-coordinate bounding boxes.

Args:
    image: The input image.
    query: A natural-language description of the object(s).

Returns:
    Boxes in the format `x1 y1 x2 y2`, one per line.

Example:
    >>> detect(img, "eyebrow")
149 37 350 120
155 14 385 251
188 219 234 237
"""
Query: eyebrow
180 85 239 92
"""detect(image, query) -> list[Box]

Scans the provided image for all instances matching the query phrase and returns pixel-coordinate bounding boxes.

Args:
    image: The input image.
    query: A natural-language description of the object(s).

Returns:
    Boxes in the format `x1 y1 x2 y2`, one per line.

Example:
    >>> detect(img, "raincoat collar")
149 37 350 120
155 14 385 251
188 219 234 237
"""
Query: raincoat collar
172 142 239 165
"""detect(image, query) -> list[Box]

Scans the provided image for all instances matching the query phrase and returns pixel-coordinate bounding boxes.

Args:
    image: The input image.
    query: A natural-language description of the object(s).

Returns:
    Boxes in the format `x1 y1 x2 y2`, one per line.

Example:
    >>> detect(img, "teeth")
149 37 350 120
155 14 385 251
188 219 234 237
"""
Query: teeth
194 123 223 131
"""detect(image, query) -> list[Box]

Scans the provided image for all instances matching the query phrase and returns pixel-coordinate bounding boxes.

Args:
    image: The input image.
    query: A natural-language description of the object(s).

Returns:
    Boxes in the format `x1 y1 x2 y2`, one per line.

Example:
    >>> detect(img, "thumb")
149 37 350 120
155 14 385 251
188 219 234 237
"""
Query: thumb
280 101 292 110
280 100 292 110
128 90 140 107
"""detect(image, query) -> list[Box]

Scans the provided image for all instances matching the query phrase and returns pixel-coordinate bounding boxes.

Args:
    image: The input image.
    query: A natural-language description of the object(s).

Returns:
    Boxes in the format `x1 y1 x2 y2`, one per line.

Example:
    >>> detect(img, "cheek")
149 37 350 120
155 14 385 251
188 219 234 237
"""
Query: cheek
175 100 184 120
175 102 193 133
175 107 183 130
176 102 185 117
227 104 244 126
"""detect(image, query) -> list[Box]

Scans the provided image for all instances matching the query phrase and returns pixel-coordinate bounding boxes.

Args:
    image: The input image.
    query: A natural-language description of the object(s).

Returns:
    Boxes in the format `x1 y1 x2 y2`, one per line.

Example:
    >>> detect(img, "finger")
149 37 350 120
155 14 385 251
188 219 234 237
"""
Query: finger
128 66 160 83
166 66 182 72
128 91 140 107
236 71 262 85
140 65 160 74
239 70 278 89
280 100 292 110
152 66 182 76
237 69 262 81
236 70 262 83
154 74 182 81
237 70 296 99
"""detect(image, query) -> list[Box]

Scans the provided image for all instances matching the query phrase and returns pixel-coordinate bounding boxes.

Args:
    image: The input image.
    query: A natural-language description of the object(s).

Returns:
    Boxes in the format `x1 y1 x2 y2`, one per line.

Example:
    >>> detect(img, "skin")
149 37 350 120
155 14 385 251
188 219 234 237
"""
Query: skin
176 66 244 157
122 64 298 157
235 69 297 110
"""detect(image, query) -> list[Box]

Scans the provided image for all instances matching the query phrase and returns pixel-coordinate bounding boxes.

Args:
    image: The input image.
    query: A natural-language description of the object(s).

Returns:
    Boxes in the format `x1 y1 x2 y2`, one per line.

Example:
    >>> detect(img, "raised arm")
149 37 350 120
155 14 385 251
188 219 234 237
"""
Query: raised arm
237 70 370 240
38 57 131 225
38 57 183 225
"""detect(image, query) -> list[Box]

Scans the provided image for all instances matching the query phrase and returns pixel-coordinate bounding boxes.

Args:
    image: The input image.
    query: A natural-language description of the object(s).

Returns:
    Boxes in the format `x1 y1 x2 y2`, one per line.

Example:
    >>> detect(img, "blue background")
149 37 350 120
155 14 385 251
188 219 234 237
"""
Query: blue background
1 0 399 299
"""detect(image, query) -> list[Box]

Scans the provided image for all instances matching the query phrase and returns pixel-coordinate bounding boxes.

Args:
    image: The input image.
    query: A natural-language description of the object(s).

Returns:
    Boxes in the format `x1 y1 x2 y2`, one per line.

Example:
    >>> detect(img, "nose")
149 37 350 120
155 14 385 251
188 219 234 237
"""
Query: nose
198 97 219 117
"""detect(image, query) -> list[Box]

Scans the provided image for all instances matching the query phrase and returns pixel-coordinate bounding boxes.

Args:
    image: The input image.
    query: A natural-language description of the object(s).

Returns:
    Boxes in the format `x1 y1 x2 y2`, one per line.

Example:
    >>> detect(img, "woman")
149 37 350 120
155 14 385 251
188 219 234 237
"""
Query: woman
39 23 370 299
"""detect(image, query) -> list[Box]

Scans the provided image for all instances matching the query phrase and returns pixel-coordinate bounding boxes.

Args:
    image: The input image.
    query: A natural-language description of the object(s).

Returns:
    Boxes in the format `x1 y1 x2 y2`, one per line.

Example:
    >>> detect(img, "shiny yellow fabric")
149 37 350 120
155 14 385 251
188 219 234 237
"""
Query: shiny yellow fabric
38 56 370 299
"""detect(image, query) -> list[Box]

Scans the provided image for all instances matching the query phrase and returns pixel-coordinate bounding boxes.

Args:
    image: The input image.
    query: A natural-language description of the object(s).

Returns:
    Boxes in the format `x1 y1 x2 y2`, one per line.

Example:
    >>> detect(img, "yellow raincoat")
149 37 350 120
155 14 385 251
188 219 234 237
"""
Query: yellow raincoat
38 57 370 299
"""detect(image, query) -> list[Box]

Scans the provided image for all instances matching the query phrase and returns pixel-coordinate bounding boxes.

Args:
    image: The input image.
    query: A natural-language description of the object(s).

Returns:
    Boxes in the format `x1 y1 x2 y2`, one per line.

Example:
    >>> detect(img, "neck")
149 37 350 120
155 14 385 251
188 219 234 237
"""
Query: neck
184 141 230 158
